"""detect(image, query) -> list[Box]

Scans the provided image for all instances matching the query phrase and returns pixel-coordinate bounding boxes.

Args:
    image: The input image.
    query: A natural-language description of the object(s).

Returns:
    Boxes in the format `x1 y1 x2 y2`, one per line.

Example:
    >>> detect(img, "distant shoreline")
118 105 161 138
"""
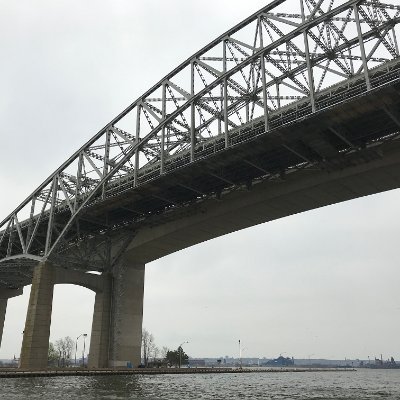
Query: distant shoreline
0 367 356 379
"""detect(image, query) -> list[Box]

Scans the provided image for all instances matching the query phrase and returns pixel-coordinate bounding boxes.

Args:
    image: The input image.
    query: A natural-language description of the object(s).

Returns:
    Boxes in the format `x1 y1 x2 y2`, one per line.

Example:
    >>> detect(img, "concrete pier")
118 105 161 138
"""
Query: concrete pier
0 298 6 348
20 262 55 370
0 288 23 349
88 274 112 369
109 260 145 368
12 257 144 370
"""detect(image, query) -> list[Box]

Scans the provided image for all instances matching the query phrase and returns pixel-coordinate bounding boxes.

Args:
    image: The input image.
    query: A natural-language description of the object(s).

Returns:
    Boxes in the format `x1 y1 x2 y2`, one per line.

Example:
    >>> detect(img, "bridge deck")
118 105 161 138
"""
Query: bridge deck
1 63 400 287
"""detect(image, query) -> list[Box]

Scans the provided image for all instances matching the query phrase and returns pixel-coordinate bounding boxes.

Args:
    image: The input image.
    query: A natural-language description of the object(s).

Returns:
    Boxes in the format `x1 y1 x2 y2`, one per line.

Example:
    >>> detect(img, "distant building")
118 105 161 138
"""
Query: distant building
188 359 206 367
263 356 294 367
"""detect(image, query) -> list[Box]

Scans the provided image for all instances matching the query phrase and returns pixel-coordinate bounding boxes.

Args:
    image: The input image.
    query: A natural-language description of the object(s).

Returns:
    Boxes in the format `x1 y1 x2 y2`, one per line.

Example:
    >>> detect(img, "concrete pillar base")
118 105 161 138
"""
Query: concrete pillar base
88 274 112 369
20 262 55 370
0 299 7 349
0 288 23 350
109 260 145 368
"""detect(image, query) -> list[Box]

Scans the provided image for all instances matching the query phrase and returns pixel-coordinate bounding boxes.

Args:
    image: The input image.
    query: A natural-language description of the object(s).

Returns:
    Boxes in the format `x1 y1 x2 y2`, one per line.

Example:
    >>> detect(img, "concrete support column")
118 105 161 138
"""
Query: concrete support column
0 299 7 349
109 260 145 368
0 288 23 350
20 262 55 370
88 274 112 369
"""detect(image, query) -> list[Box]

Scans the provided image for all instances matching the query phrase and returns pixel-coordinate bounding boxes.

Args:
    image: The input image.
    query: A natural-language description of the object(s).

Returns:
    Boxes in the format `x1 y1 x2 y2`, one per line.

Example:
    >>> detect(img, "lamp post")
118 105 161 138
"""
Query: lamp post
82 334 88 367
238 340 246 369
75 333 88 367
178 341 189 368
307 354 314 366
238 340 242 369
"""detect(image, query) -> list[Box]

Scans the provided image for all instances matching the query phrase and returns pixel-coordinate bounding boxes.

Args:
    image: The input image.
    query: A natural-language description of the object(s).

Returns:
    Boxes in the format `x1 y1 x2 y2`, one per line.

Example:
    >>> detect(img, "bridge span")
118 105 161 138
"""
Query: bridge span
1 0 400 369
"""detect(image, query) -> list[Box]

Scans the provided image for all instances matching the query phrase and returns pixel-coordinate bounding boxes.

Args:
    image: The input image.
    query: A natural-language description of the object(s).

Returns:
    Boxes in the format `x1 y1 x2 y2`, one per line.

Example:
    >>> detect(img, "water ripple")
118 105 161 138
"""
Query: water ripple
0 369 400 399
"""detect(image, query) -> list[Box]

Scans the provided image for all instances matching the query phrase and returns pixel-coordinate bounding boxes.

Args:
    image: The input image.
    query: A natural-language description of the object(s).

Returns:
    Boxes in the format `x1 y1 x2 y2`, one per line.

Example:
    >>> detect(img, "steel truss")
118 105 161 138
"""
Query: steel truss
1 0 400 284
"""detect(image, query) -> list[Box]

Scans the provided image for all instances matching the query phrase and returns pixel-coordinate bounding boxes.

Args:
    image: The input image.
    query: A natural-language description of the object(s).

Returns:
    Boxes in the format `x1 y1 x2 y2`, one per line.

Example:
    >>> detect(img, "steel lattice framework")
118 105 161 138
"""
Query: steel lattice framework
1 0 400 287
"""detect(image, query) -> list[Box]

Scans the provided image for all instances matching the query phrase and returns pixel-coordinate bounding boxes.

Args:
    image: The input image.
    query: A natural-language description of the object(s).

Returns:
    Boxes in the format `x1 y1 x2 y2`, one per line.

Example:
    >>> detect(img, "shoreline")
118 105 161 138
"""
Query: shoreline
0 367 356 378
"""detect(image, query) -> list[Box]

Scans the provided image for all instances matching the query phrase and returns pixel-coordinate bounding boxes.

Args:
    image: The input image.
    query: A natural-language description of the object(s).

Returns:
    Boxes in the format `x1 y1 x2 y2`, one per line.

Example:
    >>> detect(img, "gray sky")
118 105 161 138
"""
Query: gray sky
1 0 399 361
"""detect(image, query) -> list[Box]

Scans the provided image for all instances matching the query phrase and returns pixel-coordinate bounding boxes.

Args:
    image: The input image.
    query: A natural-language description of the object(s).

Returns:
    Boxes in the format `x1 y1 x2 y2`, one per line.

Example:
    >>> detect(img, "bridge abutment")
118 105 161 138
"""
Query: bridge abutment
109 260 145 368
20 262 55 370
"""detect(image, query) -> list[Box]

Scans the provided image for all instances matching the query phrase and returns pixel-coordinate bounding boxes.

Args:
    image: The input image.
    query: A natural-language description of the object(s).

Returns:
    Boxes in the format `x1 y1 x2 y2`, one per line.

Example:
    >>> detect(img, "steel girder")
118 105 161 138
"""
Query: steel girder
1 0 400 279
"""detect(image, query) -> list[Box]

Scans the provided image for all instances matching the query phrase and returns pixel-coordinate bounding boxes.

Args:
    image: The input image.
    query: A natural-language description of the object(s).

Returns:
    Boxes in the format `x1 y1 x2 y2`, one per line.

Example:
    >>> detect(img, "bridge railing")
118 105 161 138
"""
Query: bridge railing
103 58 400 197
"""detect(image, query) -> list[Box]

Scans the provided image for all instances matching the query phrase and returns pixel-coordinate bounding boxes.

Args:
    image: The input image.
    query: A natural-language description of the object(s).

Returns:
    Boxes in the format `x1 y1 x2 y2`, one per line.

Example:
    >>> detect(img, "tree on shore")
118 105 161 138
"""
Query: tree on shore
141 330 189 368
161 346 169 360
48 342 59 366
142 328 158 367
55 336 74 366
166 347 189 367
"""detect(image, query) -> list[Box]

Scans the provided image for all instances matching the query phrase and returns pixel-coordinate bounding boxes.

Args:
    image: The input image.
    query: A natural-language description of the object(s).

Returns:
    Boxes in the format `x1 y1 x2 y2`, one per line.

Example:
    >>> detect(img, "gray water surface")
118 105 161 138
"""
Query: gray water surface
1 369 400 399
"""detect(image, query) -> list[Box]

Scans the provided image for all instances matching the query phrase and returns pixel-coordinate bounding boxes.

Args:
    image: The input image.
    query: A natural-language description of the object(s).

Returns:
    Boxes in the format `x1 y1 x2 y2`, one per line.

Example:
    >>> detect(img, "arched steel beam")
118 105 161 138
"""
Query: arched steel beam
0 0 285 228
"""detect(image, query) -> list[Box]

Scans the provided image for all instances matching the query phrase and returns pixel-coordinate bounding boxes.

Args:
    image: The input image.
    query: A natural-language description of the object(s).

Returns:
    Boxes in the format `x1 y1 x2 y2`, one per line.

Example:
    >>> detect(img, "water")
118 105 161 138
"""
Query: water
1 369 400 399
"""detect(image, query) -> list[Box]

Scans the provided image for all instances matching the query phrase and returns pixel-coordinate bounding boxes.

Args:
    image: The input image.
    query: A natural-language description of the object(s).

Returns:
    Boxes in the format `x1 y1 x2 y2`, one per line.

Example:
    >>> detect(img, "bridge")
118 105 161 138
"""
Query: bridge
0 0 400 369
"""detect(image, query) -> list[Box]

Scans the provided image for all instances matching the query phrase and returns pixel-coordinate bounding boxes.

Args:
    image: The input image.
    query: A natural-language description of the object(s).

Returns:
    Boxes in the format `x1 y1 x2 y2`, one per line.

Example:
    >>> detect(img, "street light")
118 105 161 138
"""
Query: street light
307 354 315 366
75 333 88 366
238 340 246 369
238 340 242 369
82 334 88 367
178 341 189 368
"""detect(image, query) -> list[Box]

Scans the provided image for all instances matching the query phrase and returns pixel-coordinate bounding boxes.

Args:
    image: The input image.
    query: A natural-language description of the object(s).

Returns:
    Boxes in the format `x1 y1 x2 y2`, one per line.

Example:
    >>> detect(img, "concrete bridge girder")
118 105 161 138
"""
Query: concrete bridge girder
125 139 400 264
53 267 104 293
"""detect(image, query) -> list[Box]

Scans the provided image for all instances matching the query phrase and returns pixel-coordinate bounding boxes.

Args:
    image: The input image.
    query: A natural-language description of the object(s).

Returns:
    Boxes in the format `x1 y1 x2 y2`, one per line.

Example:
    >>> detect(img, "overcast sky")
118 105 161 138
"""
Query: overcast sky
1 0 399 362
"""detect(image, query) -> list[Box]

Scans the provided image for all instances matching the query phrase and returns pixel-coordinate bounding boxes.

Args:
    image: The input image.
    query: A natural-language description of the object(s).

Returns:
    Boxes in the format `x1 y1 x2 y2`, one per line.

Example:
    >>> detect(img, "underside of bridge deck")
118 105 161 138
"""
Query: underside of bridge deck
100 81 400 262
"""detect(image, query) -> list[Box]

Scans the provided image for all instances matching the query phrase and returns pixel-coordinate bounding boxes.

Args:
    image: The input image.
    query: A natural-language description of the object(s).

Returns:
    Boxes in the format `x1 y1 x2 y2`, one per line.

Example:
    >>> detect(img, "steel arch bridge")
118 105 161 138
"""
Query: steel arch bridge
1 0 400 288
